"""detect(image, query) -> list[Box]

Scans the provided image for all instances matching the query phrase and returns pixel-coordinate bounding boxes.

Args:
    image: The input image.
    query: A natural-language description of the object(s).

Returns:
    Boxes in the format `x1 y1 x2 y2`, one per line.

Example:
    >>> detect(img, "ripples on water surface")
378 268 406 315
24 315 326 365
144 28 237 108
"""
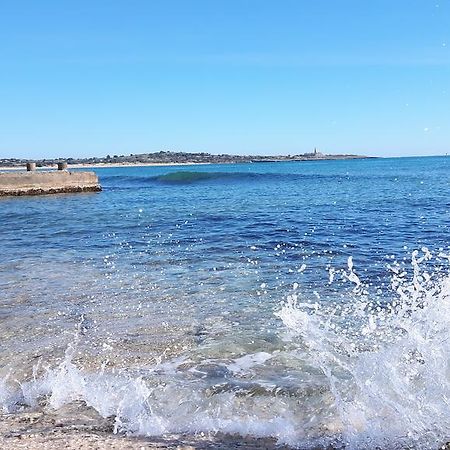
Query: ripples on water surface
0 157 449 449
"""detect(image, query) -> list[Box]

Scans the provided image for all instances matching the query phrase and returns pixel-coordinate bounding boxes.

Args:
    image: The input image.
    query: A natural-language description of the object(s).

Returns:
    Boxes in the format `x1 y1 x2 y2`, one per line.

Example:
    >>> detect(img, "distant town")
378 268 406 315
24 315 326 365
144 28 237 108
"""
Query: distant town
0 149 372 168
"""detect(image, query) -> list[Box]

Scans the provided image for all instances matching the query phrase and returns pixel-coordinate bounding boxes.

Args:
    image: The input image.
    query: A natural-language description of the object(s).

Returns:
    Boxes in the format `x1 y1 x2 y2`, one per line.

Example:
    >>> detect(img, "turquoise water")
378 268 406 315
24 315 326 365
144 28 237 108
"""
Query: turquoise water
0 157 449 449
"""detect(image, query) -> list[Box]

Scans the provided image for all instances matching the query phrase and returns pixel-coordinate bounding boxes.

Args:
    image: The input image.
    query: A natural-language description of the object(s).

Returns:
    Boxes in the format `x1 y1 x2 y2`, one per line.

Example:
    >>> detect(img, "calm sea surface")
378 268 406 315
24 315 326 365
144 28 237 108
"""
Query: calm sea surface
0 156 449 449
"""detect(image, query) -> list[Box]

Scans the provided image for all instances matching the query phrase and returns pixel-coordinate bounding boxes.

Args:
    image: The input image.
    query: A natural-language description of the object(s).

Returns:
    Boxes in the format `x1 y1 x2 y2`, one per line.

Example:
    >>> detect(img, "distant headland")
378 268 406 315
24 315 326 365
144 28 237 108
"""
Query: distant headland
0 149 373 169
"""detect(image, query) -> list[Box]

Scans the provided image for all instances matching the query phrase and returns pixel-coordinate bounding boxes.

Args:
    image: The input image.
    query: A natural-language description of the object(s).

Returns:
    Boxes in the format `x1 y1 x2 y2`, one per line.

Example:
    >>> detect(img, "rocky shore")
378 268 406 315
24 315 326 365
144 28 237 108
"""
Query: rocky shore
3 407 448 450
0 403 293 450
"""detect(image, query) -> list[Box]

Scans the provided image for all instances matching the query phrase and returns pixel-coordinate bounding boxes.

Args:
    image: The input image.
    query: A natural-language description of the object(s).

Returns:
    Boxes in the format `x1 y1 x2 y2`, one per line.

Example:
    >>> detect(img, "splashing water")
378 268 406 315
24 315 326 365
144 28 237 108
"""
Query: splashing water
0 250 448 449
277 249 450 449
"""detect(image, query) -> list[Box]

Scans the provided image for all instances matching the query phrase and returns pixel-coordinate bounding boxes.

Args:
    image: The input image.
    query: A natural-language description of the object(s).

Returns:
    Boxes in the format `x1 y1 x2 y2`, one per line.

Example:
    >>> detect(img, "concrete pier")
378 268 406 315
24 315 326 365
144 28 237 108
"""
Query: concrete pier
0 170 101 196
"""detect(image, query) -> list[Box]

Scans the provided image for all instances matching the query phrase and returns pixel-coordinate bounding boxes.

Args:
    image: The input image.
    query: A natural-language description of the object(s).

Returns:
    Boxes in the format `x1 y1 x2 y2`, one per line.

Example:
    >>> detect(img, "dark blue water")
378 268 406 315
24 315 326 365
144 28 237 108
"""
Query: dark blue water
0 157 449 449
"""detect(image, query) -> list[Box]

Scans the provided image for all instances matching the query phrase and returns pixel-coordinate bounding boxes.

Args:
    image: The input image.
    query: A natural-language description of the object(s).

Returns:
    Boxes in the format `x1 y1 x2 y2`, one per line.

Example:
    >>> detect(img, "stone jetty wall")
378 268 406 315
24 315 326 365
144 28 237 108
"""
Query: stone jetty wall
0 171 101 196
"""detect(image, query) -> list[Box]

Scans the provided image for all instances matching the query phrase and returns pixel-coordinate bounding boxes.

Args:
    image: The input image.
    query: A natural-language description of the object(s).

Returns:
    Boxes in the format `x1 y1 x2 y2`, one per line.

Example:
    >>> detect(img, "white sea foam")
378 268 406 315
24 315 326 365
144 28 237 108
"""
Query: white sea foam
226 352 273 374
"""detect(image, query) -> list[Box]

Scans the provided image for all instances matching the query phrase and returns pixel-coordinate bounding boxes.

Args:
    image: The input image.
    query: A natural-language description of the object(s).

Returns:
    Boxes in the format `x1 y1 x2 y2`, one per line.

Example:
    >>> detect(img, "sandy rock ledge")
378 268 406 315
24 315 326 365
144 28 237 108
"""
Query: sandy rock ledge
0 405 293 450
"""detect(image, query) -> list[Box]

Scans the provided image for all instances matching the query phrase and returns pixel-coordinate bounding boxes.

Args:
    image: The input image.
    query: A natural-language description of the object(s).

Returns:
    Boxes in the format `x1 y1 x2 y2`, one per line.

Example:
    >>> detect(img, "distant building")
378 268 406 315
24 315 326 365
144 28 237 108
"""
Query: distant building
303 148 324 158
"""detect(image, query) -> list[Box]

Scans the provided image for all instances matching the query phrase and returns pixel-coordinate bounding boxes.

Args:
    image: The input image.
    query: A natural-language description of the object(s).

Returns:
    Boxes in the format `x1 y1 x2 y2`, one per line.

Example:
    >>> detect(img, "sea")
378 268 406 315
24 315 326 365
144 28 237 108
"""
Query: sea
0 156 449 449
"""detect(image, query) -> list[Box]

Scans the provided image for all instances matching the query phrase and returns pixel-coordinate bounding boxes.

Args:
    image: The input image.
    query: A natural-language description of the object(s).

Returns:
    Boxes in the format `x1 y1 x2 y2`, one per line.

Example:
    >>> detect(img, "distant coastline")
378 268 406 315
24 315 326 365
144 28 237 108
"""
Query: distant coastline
0 150 373 170
0 161 213 171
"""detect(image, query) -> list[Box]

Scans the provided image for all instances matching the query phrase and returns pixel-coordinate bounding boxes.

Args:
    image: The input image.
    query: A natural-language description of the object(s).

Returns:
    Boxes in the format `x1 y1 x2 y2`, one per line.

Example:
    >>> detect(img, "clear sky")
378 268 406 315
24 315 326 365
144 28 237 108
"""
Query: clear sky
0 0 449 159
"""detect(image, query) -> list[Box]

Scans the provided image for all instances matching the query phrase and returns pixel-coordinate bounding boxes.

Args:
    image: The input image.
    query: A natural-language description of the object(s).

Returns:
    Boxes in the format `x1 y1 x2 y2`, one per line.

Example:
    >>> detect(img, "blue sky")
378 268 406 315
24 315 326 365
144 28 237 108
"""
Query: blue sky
0 0 449 159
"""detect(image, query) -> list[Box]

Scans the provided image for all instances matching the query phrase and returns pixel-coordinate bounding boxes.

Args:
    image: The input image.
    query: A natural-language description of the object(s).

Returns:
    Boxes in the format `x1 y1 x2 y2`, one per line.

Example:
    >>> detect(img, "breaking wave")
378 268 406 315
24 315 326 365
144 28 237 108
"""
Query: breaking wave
100 171 349 187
